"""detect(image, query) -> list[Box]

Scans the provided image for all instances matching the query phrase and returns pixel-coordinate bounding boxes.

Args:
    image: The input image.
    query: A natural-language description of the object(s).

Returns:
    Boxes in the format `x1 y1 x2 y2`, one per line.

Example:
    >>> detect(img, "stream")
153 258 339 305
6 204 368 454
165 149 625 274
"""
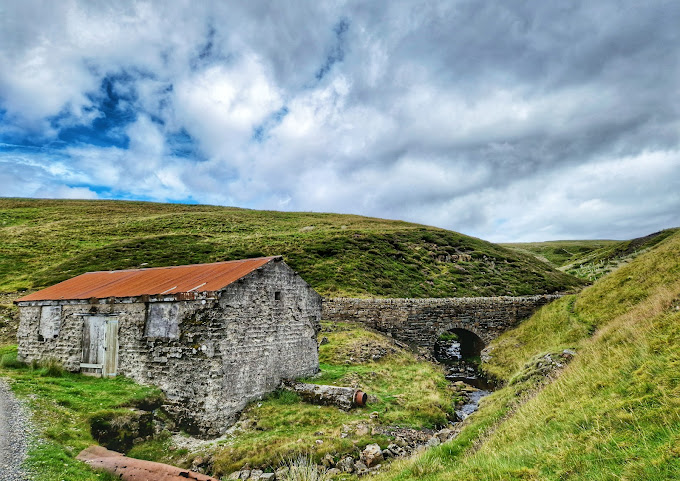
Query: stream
454 386 491 420
436 337 493 421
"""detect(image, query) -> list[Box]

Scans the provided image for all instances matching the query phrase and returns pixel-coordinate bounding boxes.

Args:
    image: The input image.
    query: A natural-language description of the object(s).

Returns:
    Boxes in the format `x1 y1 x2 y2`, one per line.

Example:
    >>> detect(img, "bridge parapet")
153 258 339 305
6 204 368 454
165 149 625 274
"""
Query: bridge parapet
322 295 561 349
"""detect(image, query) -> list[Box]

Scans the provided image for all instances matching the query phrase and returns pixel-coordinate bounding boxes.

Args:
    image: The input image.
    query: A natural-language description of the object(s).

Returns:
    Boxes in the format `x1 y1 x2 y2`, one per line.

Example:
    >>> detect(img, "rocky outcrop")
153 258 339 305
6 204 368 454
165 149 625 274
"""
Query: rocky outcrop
223 424 460 479
89 409 154 452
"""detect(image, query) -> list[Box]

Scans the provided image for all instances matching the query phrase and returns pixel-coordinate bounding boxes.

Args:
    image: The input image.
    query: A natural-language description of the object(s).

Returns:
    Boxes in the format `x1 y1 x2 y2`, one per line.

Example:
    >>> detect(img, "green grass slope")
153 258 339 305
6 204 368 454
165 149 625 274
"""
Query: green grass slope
501 240 620 268
562 228 679 281
504 228 678 282
0 198 582 298
379 227 680 480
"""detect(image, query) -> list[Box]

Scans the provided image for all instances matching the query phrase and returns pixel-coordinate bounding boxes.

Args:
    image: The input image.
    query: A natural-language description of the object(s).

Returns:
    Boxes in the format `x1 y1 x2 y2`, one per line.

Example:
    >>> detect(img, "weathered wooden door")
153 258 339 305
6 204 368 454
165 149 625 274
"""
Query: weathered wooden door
80 316 119 377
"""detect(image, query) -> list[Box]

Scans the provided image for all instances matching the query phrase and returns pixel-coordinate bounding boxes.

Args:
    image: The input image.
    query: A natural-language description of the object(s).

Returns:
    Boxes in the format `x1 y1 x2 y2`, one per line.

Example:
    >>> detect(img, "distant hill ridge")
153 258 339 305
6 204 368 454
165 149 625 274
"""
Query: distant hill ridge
503 228 679 281
0 198 583 298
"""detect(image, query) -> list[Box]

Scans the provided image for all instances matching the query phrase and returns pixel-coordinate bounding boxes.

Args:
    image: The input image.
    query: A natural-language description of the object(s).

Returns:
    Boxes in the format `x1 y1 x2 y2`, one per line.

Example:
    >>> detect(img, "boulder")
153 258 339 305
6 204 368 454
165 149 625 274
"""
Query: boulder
435 428 452 442
383 443 406 458
355 423 370 436
361 443 384 468
337 456 355 473
321 453 335 468
354 460 368 476
89 409 154 453
249 469 263 480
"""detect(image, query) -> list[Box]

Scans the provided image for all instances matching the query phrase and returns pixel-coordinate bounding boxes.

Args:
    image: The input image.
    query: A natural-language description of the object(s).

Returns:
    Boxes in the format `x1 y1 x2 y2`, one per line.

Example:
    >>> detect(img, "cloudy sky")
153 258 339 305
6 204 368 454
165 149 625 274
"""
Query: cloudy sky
1 1 678 242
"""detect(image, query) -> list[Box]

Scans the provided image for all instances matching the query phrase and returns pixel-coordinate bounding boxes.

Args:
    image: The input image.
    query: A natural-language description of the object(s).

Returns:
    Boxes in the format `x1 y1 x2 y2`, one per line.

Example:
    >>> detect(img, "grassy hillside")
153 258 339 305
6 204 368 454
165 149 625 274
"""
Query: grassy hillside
0 198 583 298
503 229 678 282
501 240 620 268
561 228 679 280
378 227 680 480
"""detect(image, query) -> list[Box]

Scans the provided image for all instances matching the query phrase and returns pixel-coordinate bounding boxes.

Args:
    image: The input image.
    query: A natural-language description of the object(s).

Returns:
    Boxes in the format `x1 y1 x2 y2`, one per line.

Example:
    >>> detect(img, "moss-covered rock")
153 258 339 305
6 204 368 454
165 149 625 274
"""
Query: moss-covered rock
90 409 154 453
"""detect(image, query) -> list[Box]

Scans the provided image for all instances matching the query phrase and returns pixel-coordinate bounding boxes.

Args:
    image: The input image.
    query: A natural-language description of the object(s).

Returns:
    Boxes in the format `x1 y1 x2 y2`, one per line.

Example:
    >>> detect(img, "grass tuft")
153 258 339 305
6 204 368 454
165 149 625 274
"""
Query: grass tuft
0 350 25 368
35 358 66 377
437 332 459 342
267 389 301 405
279 455 331 481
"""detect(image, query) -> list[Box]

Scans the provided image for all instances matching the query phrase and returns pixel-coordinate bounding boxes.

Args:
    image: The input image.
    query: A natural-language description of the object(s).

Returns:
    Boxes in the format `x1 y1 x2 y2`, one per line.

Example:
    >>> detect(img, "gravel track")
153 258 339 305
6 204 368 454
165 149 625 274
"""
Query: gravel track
0 379 30 481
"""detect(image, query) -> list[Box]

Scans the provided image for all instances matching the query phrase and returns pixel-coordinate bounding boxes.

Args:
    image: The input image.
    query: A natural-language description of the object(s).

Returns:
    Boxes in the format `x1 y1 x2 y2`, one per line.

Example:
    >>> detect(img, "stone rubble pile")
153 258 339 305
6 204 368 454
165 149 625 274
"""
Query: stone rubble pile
224 426 457 479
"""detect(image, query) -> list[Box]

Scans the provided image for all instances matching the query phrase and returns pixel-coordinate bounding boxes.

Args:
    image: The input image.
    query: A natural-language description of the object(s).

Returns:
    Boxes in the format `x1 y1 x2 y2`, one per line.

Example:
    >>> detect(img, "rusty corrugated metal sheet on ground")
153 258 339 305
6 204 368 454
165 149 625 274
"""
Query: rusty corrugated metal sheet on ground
77 446 220 481
16 256 280 302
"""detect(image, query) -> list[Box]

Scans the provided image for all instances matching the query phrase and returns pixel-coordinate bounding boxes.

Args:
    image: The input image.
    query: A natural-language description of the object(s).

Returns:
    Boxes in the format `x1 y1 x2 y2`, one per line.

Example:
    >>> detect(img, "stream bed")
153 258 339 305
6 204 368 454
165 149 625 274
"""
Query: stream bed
454 386 491 420
436 335 494 421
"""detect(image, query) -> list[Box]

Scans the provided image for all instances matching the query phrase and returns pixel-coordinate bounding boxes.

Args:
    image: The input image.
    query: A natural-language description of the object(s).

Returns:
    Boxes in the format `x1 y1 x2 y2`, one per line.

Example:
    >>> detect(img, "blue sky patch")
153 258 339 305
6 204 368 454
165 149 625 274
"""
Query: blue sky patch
167 129 203 159
52 74 140 149
252 106 290 143
315 18 350 81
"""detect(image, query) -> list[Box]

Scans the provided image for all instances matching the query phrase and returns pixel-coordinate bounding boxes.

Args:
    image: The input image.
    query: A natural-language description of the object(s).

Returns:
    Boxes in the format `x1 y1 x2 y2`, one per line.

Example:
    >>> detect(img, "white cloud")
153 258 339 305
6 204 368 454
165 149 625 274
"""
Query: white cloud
36 185 99 200
174 56 283 156
0 1 678 241
453 149 680 242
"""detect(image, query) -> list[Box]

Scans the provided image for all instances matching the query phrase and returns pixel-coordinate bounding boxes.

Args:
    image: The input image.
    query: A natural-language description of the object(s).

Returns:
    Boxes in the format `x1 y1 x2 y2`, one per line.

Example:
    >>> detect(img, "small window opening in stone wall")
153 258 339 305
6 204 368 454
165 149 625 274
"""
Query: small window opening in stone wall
39 305 62 341
145 302 180 339
274 291 282 301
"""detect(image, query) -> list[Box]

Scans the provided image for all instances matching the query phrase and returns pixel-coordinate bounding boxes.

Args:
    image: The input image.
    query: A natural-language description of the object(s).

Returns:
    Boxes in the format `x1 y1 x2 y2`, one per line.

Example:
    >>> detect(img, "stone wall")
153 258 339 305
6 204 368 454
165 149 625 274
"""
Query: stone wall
322 295 560 350
17 259 321 436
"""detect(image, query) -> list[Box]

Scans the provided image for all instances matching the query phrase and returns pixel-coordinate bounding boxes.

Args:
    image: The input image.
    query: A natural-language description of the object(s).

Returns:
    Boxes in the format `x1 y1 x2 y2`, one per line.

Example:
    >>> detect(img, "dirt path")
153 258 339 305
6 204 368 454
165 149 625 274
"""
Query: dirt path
0 379 29 481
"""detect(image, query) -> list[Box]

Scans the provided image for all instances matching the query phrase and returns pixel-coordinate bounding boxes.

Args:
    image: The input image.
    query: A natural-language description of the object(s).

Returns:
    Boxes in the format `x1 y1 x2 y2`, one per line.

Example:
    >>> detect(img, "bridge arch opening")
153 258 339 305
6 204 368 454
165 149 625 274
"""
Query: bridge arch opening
435 328 492 388
434 328 485 364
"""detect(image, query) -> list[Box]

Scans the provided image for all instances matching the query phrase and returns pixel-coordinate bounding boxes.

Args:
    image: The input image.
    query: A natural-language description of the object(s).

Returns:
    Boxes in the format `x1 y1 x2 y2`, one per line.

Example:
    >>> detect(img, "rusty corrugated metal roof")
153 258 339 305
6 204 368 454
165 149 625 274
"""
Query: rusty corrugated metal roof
16 256 280 303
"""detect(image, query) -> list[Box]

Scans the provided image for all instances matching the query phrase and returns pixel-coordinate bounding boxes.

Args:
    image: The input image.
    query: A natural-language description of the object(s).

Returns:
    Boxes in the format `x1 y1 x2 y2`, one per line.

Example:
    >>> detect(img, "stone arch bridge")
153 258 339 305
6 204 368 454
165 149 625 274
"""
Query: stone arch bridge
322 295 560 353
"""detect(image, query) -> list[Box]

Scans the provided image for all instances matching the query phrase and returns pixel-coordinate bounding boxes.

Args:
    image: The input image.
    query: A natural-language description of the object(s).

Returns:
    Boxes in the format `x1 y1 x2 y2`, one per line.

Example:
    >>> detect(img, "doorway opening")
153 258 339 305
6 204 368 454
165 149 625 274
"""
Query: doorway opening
80 316 119 377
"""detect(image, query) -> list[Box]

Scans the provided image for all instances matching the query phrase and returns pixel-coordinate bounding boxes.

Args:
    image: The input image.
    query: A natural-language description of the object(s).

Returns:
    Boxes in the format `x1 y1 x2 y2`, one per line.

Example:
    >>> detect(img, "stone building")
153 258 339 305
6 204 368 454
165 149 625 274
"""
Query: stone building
15 256 321 436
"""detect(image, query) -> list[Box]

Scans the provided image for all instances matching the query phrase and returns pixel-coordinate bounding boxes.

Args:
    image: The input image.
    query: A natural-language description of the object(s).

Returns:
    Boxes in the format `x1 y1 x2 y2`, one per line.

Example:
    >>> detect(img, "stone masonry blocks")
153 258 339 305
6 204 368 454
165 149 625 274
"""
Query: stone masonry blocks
321 295 560 350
